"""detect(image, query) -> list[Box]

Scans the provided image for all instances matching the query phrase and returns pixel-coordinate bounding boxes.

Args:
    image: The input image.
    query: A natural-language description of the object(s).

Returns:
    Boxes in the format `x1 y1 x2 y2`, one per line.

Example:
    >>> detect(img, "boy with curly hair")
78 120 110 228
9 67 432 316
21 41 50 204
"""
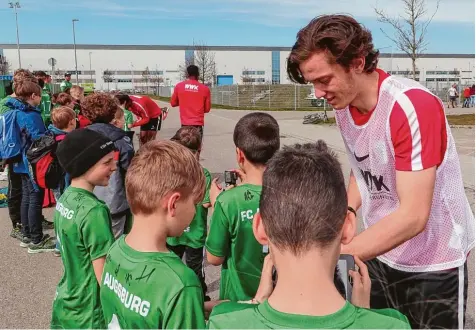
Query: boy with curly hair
82 93 135 238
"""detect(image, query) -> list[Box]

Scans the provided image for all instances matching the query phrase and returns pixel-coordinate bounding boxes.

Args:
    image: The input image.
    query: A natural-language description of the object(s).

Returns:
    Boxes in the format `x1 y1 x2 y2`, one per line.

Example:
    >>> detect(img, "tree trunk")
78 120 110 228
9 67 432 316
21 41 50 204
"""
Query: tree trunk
412 59 417 80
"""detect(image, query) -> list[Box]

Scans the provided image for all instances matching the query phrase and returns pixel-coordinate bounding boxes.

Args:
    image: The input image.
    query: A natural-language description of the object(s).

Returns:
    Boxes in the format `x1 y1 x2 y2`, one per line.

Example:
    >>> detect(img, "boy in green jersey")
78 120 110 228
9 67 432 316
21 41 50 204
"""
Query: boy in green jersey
208 142 411 329
50 128 117 329
167 126 212 300
100 140 207 329
205 112 280 302
38 79 52 126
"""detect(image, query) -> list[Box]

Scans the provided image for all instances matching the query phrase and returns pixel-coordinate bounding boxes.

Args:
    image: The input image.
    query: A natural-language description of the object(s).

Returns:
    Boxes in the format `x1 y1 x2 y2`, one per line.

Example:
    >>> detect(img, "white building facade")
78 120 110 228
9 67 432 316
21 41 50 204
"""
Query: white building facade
0 44 474 92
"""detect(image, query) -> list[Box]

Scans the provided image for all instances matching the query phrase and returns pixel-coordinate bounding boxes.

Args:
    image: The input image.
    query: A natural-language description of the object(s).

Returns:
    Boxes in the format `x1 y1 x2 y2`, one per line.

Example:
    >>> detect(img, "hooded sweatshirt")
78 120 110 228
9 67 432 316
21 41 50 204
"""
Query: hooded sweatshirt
5 97 46 174
87 123 134 214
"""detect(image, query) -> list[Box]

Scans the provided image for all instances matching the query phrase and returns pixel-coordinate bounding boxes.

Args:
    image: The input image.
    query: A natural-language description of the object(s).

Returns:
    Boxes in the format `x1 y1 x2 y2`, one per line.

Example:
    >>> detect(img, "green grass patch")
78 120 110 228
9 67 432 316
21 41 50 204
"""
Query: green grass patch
446 114 474 126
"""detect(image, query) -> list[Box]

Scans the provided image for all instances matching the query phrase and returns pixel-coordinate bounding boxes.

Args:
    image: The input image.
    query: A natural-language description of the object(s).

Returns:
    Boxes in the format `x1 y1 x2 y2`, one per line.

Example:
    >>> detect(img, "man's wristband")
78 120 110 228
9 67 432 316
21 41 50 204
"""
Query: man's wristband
348 206 357 217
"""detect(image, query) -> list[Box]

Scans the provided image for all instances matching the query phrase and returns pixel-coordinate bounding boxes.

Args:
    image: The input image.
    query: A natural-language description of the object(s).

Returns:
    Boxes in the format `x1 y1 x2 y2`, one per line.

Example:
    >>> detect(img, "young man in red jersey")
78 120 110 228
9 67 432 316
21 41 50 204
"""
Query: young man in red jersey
115 94 167 146
171 65 211 138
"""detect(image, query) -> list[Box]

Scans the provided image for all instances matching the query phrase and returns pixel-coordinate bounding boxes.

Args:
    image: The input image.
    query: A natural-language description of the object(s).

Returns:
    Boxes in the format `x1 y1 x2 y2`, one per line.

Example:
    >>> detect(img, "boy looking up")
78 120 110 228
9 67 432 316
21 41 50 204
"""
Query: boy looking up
205 112 280 301
208 142 411 329
100 141 207 329
50 128 117 329
167 126 212 300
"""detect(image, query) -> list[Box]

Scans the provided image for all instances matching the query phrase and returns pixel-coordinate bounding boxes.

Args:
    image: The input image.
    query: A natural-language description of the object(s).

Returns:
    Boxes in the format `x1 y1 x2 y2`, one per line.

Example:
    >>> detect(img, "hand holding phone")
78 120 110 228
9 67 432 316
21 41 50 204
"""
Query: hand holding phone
349 256 371 308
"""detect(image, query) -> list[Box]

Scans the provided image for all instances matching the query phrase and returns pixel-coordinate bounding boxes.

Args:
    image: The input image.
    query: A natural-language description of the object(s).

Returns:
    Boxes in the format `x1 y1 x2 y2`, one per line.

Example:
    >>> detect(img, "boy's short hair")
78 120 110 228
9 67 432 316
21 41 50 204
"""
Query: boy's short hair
114 94 131 106
260 141 347 254
126 140 206 216
51 106 76 130
233 112 280 165
170 126 202 153
82 92 119 124
187 65 199 78
56 93 73 106
70 85 84 99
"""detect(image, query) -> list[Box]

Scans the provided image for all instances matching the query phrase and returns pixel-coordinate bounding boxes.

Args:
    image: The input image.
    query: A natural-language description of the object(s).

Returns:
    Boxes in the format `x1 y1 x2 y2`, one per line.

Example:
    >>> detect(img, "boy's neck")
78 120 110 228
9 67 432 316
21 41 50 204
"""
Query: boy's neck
70 177 95 192
241 164 265 186
268 249 346 316
125 214 169 253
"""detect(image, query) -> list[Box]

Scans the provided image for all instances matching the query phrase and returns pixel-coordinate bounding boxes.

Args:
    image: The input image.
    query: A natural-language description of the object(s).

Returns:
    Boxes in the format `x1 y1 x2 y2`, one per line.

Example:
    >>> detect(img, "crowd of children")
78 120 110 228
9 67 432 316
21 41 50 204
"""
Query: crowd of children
0 68 413 329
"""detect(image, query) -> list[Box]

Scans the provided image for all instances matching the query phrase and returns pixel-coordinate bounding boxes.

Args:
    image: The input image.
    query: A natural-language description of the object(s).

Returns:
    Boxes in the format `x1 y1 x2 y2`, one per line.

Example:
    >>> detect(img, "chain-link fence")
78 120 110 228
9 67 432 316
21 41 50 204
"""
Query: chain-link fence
210 84 330 111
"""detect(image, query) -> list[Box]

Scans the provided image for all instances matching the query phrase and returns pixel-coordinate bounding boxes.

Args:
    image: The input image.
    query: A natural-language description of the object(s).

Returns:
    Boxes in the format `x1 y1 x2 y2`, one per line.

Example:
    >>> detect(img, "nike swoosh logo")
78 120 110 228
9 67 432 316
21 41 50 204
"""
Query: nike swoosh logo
354 152 370 162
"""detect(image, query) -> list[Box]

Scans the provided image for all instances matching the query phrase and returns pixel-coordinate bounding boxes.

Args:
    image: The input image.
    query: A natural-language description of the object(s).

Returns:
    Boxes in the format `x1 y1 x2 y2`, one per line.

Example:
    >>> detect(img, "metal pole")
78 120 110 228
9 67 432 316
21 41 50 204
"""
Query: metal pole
9 2 21 68
89 52 92 82
72 19 79 84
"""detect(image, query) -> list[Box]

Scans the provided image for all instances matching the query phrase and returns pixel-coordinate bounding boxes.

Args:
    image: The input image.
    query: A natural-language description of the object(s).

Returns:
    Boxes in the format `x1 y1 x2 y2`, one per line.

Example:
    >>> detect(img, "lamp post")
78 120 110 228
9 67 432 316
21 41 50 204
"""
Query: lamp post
89 52 93 82
9 2 21 68
131 63 135 92
72 19 79 84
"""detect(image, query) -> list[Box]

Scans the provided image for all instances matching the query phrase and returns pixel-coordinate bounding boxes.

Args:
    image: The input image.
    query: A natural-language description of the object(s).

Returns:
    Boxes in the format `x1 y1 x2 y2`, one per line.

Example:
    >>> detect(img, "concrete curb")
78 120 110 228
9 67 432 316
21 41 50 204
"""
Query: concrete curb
450 125 475 129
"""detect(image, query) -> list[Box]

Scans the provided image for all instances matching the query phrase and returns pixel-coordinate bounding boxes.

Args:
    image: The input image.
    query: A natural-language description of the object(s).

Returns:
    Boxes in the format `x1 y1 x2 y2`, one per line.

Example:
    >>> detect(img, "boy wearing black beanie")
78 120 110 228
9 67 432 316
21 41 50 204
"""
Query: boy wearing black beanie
50 128 117 329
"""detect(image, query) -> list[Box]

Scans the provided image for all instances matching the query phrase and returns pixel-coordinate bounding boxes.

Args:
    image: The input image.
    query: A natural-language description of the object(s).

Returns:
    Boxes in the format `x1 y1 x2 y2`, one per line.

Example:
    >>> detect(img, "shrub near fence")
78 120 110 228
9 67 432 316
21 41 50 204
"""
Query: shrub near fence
210 84 330 111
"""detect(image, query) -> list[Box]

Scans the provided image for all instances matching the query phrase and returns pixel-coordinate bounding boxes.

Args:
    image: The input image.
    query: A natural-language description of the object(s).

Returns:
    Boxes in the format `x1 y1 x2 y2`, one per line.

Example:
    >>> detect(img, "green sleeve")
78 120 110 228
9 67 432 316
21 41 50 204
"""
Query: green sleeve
205 201 230 257
202 170 212 205
164 286 205 329
80 205 115 260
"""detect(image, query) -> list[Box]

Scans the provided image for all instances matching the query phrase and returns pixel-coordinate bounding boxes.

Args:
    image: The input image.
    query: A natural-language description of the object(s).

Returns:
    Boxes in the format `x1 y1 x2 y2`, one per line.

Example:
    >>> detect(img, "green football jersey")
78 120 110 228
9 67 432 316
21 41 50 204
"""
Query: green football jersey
100 236 206 329
208 300 411 329
40 90 52 123
205 184 264 301
123 108 134 131
50 186 115 329
44 83 52 94
0 95 12 115
167 167 211 249
60 80 73 92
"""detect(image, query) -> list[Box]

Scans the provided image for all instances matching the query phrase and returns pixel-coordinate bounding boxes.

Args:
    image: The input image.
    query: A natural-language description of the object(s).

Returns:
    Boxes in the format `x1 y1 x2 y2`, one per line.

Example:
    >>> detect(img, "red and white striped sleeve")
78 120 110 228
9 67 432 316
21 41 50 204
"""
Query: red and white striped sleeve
389 89 447 171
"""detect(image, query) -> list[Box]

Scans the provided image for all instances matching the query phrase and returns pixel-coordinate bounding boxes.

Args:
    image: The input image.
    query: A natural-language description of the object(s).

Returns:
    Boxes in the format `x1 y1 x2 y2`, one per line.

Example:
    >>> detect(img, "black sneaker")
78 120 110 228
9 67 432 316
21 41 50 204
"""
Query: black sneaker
42 218 54 230
19 235 32 248
10 227 22 240
28 235 56 254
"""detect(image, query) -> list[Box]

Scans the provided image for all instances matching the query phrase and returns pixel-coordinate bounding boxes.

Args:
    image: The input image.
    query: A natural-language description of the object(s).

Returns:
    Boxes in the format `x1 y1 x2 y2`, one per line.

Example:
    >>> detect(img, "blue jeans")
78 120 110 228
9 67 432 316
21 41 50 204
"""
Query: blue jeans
20 174 45 244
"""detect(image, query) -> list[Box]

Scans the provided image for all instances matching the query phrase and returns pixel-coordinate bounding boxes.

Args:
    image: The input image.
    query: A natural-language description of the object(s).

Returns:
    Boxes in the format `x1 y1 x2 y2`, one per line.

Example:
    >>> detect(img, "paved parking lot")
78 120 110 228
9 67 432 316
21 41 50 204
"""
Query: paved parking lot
0 105 473 328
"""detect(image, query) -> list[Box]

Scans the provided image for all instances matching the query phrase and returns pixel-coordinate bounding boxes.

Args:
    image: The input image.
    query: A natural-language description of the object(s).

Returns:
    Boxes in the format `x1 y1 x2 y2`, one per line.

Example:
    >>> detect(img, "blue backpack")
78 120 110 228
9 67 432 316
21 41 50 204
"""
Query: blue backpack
0 109 22 165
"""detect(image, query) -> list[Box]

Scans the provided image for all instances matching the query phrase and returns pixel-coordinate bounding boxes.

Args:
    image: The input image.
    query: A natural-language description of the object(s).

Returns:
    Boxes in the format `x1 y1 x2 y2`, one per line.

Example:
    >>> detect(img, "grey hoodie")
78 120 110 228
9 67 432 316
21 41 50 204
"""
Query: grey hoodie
87 123 135 214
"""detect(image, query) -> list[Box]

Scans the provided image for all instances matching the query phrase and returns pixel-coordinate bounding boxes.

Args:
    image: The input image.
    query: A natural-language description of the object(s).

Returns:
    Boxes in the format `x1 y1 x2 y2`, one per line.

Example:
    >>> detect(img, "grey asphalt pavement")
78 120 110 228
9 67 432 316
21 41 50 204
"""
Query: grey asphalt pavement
0 104 473 328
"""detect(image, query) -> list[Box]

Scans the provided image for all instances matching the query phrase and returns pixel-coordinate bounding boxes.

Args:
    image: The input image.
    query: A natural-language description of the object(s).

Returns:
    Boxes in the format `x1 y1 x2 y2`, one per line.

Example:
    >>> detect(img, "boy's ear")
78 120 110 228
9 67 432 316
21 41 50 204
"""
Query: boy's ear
253 212 269 245
341 211 356 245
236 147 245 165
165 192 181 217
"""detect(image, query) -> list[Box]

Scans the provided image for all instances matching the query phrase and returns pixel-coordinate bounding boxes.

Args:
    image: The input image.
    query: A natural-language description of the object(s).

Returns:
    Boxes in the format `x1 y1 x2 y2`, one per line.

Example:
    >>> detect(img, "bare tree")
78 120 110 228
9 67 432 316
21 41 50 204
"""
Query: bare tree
102 69 115 91
151 71 163 96
374 0 440 80
179 43 217 85
142 67 151 94
0 55 10 75
241 68 253 85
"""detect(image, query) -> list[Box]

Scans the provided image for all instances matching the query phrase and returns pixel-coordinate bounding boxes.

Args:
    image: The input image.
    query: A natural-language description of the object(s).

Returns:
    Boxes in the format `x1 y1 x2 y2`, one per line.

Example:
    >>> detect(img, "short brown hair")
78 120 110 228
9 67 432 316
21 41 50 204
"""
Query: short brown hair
233 112 280 165
14 80 41 100
170 126 202 152
56 93 73 106
82 92 119 124
13 69 36 86
287 15 379 84
70 85 84 99
126 140 205 215
51 106 76 130
260 141 347 255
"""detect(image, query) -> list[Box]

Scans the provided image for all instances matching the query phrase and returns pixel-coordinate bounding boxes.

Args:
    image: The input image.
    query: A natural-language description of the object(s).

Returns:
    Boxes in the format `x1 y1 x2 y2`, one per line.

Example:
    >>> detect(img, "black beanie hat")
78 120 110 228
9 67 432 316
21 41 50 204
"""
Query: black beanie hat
57 128 116 179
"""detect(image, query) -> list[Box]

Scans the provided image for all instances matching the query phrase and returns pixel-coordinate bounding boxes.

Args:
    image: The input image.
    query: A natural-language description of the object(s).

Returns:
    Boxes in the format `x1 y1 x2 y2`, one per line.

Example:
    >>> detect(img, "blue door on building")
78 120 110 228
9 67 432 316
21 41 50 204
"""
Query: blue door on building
217 75 233 86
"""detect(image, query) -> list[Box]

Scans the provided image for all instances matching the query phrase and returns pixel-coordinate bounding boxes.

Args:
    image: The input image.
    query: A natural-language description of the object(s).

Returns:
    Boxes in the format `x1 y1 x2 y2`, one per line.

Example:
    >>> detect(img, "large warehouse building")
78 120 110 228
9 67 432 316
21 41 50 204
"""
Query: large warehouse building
0 44 474 92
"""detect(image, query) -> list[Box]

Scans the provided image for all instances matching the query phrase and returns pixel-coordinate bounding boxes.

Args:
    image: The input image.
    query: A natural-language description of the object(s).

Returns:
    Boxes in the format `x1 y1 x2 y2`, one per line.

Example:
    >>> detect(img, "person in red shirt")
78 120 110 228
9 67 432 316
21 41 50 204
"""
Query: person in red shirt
115 94 167 146
170 65 211 138
287 14 473 330
463 87 471 108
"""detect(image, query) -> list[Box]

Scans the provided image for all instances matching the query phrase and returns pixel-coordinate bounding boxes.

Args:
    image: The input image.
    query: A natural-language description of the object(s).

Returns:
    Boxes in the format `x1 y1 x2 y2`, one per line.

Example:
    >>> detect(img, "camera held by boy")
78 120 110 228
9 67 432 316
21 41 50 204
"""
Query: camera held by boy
50 128 117 329
166 126 212 300
205 112 280 302
208 142 411 329
100 140 208 329
82 92 135 239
